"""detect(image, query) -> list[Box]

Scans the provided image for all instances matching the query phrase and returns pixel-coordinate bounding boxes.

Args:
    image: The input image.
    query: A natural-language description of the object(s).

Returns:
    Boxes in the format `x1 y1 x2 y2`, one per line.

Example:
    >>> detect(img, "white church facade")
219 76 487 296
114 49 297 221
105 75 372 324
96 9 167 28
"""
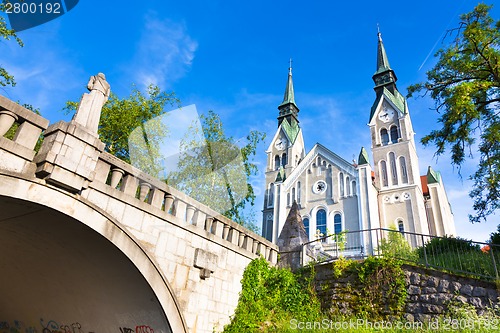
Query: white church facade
261 33 456 246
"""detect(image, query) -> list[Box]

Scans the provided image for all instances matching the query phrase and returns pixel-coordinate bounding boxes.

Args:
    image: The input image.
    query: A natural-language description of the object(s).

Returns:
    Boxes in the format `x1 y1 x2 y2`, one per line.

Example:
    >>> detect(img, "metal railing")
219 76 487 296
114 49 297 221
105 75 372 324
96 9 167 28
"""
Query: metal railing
299 228 500 280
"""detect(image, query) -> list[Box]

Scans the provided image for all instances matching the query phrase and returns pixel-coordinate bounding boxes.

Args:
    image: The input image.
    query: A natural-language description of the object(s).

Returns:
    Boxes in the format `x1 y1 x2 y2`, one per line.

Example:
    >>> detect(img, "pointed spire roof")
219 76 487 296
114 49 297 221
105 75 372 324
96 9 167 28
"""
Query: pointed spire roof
277 201 312 270
278 59 300 126
358 147 370 165
427 166 441 184
370 29 405 122
375 31 391 74
279 61 296 107
277 201 309 249
275 166 286 182
372 30 398 91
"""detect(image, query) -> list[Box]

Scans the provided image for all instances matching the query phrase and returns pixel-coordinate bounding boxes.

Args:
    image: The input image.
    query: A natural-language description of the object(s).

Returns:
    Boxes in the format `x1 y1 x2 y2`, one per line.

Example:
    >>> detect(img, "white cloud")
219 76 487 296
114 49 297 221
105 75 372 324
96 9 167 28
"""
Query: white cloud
131 14 198 89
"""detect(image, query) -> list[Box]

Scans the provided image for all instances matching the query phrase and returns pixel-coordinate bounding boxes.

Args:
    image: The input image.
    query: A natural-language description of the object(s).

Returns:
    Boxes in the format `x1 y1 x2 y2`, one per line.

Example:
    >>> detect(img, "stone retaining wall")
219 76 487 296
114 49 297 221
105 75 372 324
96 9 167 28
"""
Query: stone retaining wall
402 264 498 322
314 262 499 321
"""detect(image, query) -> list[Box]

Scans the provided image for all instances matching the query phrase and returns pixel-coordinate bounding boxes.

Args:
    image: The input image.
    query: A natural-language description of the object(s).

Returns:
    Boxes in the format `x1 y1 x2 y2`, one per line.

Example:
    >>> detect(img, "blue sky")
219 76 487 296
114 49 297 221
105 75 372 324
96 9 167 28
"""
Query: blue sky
1 0 499 242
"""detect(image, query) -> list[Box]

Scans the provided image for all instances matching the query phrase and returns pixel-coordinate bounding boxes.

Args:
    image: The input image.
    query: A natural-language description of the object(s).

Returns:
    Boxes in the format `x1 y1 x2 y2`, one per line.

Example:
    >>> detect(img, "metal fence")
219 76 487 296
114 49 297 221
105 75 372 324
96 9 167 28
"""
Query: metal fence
299 228 500 280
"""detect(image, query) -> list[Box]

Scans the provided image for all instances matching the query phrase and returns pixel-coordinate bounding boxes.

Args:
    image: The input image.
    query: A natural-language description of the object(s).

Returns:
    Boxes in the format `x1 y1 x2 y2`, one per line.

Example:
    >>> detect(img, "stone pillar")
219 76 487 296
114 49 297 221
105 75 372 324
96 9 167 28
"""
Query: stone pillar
33 74 109 193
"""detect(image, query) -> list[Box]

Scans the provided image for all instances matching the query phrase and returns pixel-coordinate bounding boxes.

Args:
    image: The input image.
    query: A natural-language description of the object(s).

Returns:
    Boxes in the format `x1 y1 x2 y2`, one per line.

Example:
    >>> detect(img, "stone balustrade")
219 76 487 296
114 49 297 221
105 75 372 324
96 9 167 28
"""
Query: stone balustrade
94 152 278 264
0 96 49 173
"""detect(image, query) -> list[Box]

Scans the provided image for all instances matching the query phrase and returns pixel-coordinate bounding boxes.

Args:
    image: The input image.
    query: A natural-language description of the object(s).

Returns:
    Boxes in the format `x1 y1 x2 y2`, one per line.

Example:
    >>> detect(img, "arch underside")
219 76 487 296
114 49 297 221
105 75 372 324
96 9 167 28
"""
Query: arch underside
0 194 175 333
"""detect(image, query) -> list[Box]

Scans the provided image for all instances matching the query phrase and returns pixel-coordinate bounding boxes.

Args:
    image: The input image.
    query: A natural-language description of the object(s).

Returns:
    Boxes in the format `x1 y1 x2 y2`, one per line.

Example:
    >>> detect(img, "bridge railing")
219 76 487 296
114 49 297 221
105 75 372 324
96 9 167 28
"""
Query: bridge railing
0 96 49 163
93 152 278 264
0 96 49 173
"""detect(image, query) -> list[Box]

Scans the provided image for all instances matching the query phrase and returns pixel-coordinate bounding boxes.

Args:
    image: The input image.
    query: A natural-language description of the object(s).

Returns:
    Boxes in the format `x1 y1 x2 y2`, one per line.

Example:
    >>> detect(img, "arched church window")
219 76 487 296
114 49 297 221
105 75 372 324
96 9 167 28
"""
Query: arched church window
346 176 350 196
268 184 275 208
380 161 388 187
274 155 280 170
287 192 290 206
316 209 327 242
292 188 296 203
297 181 301 203
352 180 357 196
339 172 345 197
389 152 398 185
390 125 399 144
399 156 408 184
282 153 287 167
398 220 404 233
303 217 310 238
265 214 273 241
334 213 342 234
381 129 389 146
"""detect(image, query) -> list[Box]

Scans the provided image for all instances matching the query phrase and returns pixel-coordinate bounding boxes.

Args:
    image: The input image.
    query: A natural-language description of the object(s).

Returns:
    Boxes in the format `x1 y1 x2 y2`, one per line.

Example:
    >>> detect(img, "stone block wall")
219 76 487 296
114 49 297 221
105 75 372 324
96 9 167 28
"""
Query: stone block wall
402 264 498 322
314 262 499 321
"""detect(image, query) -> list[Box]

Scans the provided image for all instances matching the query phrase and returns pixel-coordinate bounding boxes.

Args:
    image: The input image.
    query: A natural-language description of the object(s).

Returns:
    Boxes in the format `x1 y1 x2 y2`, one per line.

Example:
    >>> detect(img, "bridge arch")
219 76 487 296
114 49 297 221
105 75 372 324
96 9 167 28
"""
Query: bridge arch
0 172 187 333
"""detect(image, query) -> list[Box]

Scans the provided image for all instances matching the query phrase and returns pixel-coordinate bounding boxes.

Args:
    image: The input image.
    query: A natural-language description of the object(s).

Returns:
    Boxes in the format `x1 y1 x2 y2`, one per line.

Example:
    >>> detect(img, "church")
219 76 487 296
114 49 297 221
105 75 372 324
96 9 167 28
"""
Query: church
261 32 456 246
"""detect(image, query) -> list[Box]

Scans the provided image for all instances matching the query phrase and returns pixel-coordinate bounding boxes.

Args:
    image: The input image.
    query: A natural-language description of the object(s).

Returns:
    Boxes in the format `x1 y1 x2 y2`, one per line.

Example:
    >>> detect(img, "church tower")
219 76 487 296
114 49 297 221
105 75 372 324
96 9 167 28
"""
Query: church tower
368 32 430 237
262 62 306 242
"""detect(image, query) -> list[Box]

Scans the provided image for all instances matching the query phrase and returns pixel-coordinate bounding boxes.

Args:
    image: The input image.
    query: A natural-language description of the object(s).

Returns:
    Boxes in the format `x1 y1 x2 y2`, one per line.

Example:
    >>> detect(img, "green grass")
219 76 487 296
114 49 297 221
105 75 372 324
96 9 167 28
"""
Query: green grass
417 250 497 279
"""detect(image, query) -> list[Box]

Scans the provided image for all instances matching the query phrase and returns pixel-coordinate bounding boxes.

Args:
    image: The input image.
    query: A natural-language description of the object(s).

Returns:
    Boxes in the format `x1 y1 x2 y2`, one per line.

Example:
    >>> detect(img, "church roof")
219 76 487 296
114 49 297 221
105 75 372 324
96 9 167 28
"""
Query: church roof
358 147 370 165
375 32 391 75
369 87 407 122
279 66 297 108
275 167 286 182
281 118 300 144
421 175 429 196
283 143 357 191
427 166 441 184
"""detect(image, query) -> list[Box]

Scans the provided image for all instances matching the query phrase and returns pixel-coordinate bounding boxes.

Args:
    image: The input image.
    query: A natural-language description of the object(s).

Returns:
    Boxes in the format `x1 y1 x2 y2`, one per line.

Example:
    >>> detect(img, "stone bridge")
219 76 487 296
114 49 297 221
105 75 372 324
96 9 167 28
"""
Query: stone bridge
0 85 277 333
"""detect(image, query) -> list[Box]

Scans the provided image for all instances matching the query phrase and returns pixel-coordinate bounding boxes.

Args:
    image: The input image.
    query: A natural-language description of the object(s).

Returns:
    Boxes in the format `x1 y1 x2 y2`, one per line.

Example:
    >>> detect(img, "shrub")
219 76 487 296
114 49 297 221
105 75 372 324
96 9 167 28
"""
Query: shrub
223 257 323 332
377 226 418 262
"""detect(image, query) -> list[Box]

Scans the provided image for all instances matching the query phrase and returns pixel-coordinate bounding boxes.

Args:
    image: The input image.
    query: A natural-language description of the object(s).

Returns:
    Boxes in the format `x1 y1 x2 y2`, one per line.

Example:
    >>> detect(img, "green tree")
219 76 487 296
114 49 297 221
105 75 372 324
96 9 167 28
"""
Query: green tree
489 224 500 245
407 4 500 223
167 110 265 230
377 226 417 261
0 2 23 87
65 84 179 175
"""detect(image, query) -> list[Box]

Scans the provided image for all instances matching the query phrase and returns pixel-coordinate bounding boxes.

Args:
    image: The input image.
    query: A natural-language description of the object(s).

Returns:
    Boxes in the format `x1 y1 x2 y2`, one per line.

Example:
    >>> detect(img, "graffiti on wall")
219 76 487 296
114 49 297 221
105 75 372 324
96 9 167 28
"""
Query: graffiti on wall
119 326 154 333
0 320 156 333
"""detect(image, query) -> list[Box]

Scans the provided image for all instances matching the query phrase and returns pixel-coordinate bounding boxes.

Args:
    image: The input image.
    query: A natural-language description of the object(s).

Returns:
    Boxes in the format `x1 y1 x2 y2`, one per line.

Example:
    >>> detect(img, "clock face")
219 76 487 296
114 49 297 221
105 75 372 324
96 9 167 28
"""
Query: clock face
275 137 286 151
378 105 395 123
313 180 327 194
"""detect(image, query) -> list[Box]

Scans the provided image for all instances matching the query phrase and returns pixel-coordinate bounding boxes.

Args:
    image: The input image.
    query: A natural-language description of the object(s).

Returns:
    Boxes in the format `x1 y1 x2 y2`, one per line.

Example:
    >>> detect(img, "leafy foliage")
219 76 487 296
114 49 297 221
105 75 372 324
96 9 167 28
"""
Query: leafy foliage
407 4 500 222
417 236 481 256
416 236 496 278
167 110 265 229
489 224 500 245
0 2 23 87
224 256 500 332
354 257 408 319
65 85 179 175
377 227 418 261
223 257 322 332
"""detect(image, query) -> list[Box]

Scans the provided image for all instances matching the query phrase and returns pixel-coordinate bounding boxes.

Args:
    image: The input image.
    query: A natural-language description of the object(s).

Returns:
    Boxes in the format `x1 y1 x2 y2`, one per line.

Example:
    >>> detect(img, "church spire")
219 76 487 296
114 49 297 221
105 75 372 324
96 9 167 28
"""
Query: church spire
278 59 300 126
280 59 296 107
376 26 391 73
372 30 398 94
